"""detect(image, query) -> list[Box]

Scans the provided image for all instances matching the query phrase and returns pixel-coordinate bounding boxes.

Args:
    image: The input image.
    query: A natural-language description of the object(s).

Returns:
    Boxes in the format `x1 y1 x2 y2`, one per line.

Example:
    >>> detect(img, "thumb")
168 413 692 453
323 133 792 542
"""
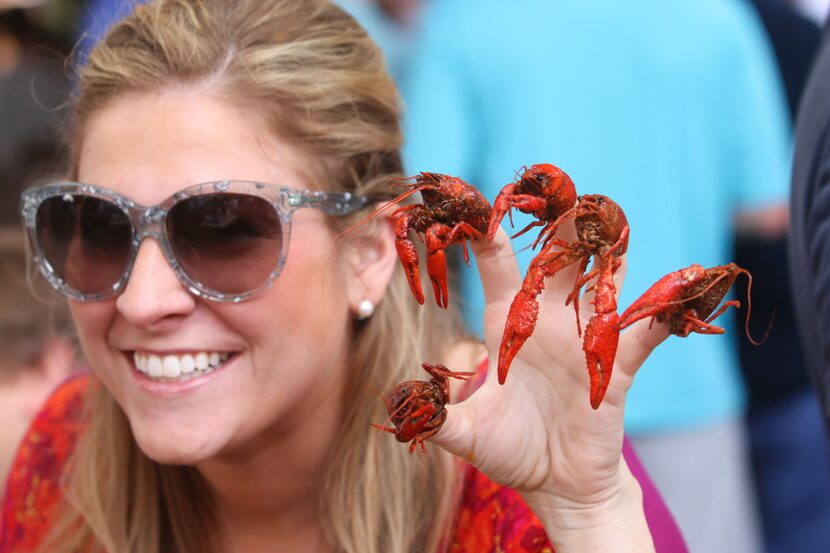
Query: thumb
615 318 671 379
429 400 479 463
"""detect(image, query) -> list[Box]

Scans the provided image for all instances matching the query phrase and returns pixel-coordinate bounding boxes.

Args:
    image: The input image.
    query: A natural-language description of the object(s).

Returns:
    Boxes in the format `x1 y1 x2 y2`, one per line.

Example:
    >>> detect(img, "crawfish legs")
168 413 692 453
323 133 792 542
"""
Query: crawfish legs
581 259 621 409
497 247 584 384
395 207 482 308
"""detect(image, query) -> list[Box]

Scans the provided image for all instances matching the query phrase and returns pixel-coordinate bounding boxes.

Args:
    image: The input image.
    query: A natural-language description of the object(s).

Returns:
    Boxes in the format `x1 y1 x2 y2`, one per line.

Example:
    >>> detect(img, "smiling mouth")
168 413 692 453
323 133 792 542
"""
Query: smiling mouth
133 351 233 380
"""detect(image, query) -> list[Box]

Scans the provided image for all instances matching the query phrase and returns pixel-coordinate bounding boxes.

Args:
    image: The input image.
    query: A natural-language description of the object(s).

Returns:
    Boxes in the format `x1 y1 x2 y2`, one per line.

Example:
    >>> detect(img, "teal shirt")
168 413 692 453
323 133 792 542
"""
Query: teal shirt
400 0 790 432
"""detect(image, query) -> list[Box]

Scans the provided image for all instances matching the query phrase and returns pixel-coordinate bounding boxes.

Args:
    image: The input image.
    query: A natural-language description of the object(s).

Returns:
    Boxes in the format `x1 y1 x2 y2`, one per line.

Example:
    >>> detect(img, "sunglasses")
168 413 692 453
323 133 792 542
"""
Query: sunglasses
20 181 368 302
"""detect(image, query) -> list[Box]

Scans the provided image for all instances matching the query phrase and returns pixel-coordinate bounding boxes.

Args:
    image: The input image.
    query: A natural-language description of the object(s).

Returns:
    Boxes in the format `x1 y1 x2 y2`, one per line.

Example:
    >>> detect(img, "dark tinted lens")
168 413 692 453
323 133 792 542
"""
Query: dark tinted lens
35 195 133 295
167 193 282 294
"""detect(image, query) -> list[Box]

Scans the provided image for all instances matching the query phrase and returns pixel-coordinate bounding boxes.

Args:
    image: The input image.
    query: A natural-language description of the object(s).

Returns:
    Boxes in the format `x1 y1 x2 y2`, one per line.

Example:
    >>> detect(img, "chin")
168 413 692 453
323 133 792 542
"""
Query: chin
129 421 223 465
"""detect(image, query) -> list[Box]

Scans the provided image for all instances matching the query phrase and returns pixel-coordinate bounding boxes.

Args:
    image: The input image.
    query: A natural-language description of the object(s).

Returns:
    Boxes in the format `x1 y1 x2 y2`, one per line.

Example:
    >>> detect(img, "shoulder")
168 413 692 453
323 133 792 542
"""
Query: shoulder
0 374 89 553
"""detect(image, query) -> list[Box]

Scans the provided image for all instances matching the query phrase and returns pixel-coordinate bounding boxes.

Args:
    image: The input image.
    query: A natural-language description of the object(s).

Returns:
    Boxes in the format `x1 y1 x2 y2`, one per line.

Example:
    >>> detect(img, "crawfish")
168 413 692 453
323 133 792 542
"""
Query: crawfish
371 363 475 453
486 163 578 243
498 195 629 409
368 172 492 309
615 263 767 344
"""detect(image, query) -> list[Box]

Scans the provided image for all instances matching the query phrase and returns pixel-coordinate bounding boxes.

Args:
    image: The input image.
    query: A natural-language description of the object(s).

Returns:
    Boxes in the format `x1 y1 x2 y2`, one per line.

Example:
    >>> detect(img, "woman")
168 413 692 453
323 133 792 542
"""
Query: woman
1 1 683 551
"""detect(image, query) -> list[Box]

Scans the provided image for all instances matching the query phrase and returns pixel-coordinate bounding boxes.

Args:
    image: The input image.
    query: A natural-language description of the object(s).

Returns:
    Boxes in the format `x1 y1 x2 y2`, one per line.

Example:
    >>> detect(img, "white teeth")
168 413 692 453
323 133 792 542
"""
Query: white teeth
133 351 233 380
180 354 196 374
148 355 163 378
162 355 180 378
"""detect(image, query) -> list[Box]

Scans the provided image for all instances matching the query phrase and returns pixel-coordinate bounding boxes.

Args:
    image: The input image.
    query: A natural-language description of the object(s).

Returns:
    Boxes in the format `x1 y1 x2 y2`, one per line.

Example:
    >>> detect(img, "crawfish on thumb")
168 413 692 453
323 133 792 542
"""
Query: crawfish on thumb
371 363 475 453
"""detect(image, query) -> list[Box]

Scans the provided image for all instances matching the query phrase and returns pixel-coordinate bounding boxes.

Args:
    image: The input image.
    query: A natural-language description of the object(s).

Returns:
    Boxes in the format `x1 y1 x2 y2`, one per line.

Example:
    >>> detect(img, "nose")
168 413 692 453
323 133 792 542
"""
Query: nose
115 238 196 329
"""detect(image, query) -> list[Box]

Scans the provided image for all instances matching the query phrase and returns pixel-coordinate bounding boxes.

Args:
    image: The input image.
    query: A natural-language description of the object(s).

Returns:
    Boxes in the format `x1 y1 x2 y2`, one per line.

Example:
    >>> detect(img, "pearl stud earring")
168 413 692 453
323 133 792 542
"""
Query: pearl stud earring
356 299 375 320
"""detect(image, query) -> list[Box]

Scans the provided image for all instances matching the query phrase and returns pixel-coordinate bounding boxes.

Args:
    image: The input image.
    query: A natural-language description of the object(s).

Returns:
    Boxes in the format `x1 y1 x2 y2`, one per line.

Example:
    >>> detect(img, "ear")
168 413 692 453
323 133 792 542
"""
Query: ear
341 212 399 316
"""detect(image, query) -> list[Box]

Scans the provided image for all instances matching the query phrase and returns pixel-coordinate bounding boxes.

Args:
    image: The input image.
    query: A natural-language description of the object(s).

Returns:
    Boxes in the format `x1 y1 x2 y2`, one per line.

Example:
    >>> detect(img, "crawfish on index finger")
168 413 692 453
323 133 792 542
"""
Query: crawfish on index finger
390 172 492 309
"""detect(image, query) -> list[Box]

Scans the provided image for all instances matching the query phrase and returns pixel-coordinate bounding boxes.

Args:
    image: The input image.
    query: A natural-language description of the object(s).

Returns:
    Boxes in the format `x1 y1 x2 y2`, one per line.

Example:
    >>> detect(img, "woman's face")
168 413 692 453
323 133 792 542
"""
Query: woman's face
72 89 356 464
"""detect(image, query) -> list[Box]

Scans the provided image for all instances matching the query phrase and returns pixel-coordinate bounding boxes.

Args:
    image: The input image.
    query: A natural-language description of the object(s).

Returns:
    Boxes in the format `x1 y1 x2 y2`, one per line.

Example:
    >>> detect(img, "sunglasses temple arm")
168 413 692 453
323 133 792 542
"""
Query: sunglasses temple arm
288 190 369 216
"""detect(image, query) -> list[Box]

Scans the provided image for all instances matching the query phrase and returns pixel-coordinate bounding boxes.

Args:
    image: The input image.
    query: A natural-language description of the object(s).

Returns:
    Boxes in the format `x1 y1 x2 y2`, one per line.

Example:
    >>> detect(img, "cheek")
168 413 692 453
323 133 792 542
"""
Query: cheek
278 231 349 319
69 301 112 350
243 251 348 344
225 240 351 382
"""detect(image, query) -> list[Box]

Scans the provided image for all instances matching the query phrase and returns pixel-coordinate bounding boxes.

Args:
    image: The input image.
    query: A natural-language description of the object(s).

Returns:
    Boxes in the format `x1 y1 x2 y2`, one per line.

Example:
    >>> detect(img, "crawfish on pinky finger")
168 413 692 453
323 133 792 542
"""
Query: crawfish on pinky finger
616 263 769 345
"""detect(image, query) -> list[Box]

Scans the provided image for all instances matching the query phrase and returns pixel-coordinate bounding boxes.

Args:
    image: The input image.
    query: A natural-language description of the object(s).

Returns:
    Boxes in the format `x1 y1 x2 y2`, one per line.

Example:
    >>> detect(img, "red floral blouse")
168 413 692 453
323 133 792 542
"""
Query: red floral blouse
0 375 686 552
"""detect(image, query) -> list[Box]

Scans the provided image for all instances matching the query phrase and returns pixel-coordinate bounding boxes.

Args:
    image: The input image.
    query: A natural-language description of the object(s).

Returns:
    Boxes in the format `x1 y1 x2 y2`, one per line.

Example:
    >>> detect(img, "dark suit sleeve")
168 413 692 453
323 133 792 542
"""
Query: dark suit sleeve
802 154 830 411
790 26 830 427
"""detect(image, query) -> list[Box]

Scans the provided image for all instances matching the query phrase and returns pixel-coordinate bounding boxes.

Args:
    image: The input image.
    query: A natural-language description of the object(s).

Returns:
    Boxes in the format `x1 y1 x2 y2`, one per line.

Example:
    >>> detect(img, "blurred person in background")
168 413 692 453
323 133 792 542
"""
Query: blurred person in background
401 1 790 551
75 0 139 65
0 2 73 224
0 0 79 501
738 2 830 552
0 227 76 498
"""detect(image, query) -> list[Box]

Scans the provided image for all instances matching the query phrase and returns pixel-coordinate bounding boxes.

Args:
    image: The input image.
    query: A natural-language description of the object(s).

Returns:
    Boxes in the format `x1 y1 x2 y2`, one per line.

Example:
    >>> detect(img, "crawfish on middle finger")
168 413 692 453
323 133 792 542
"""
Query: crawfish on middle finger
486 163 578 243
497 194 629 409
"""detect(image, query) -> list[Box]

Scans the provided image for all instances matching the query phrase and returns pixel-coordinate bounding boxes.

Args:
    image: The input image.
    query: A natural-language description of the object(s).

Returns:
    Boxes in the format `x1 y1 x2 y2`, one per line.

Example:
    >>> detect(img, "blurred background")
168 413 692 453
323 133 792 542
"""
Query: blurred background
2 1 830 552
0 0 80 502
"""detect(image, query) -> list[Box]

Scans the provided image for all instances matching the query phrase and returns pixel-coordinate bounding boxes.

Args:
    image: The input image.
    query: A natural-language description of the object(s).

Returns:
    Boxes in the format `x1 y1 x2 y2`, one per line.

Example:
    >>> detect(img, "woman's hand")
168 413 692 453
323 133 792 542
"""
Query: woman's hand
431 225 669 552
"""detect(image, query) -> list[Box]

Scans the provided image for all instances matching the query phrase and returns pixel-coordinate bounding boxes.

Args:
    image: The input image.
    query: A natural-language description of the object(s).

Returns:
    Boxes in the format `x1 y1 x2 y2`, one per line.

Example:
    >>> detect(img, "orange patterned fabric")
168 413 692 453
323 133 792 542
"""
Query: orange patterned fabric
448 463 556 552
444 362 558 552
0 375 87 553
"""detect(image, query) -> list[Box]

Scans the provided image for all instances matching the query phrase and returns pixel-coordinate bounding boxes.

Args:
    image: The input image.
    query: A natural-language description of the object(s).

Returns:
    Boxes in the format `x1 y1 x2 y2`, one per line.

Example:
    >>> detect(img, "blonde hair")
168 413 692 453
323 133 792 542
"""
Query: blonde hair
39 1 469 552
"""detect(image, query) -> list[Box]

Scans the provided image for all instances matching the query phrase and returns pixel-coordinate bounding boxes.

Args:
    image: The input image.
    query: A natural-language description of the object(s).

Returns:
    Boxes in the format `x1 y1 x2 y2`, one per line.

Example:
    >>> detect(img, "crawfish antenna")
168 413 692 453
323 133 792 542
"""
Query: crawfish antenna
366 385 392 411
513 165 528 181
334 185 423 241
740 268 773 346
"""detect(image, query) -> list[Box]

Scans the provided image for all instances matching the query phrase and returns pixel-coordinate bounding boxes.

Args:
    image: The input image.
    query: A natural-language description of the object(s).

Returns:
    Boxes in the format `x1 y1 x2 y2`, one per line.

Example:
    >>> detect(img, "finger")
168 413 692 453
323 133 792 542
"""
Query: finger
613 255 628 300
615 317 671 379
578 253 627 313
471 226 522 305
427 402 477 463
535 218 585 299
